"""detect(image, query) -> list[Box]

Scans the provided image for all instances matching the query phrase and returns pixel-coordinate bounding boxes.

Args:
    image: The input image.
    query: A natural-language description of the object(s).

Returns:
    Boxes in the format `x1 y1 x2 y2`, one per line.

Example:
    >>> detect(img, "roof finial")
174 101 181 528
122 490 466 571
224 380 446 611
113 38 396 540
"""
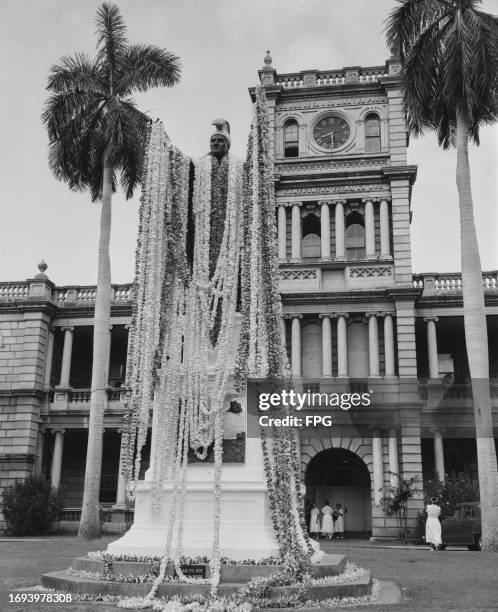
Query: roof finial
263 50 273 69
35 259 48 279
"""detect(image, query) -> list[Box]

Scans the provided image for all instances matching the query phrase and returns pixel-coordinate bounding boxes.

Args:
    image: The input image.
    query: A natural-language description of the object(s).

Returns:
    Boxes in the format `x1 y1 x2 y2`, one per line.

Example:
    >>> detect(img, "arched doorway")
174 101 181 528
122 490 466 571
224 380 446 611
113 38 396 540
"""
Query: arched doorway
305 448 372 536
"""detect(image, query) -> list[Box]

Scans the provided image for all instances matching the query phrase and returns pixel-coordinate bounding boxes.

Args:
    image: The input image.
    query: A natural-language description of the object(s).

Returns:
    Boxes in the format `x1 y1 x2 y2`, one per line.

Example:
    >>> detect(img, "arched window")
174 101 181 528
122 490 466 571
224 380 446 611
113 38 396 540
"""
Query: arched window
346 212 365 260
302 213 321 258
284 120 299 157
365 114 381 153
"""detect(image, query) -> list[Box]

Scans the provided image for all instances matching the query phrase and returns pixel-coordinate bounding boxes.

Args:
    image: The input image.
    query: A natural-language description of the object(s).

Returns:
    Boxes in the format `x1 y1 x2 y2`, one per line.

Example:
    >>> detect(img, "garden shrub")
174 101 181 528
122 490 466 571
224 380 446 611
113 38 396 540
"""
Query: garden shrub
424 471 479 519
1 476 63 536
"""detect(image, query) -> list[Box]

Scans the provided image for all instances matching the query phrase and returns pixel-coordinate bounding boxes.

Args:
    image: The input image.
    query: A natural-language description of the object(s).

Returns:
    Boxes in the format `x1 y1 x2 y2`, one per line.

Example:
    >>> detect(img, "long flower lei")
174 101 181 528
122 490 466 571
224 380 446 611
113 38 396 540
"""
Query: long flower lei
122 87 311 607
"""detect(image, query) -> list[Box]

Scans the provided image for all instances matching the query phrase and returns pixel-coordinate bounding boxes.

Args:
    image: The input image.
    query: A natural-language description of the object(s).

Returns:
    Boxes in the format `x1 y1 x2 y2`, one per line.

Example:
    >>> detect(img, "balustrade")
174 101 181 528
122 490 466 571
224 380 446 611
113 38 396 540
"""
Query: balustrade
412 272 497 292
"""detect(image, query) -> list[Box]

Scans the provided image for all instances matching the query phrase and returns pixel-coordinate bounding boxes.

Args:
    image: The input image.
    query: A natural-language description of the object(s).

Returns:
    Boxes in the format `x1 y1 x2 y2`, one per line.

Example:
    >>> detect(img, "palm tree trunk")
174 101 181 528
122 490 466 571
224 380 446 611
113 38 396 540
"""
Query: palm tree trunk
78 163 113 539
456 109 498 550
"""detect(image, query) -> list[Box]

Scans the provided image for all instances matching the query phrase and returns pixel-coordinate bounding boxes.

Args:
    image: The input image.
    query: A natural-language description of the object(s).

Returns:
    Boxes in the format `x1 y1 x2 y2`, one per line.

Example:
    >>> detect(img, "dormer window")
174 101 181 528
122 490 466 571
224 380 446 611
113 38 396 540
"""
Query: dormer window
365 114 381 153
284 120 299 157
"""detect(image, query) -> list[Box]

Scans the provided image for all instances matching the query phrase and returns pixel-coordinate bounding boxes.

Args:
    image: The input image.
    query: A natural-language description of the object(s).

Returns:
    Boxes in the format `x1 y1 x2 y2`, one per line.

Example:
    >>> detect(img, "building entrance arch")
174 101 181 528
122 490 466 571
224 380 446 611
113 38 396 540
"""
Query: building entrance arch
305 448 372 535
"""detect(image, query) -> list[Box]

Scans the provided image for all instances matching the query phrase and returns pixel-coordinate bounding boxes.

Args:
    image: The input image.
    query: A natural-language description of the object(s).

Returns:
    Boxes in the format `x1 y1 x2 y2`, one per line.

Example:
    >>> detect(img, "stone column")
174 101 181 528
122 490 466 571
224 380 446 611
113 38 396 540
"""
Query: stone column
425 317 439 379
319 314 332 377
367 313 380 377
59 327 74 387
388 428 399 488
34 427 45 476
291 315 302 378
43 326 55 389
336 314 348 377
114 429 127 507
364 199 375 259
334 201 345 260
433 430 445 481
320 201 331 260
278 204 287 261
291 203 301 261
50 429 65 489
384 314 396 377
380 199 391 258
372 428 384 504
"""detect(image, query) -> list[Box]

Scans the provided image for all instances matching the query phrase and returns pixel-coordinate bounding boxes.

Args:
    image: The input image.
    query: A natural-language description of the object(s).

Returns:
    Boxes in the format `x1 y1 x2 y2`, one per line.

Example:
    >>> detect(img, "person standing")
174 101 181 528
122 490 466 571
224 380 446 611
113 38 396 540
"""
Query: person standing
425 496 442 551
333 503 345 540
309 502 321 539
321 500 334 540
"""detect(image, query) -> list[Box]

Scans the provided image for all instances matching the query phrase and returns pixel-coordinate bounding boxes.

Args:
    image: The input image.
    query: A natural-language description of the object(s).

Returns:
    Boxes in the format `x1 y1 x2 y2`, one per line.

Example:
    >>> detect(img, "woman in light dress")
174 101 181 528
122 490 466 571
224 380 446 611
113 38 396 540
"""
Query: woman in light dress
425 496 442 551
321 500 334 539
309 502 321 538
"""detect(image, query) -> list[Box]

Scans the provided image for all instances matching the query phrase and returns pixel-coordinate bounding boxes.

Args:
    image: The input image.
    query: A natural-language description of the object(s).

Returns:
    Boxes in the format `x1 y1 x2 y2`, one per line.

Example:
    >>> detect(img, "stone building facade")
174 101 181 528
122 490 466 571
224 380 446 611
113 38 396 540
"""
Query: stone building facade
0 56 497 536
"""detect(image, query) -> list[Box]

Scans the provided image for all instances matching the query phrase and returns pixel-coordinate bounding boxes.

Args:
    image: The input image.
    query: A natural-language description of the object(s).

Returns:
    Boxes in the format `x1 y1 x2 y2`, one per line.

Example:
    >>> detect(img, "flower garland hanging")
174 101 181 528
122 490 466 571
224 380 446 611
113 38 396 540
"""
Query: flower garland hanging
122 87 313 607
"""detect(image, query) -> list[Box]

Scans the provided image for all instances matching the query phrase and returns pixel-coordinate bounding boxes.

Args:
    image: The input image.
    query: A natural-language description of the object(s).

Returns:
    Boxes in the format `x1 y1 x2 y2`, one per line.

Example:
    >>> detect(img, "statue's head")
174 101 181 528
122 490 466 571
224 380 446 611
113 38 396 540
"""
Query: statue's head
210 118 231 159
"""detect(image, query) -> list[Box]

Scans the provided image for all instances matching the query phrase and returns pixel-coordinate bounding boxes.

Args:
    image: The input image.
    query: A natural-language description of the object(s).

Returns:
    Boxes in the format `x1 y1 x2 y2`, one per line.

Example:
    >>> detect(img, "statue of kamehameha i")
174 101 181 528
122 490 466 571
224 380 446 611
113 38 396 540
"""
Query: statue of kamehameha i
112 96 309 567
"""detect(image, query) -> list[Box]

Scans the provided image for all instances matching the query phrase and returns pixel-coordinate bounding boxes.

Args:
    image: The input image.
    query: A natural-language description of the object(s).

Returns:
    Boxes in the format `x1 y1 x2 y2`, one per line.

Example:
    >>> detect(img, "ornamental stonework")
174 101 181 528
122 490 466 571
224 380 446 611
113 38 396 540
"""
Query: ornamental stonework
277 183 390 196
276 97 386 112
280 269 318 281
275 158 391 174
349 266 393 278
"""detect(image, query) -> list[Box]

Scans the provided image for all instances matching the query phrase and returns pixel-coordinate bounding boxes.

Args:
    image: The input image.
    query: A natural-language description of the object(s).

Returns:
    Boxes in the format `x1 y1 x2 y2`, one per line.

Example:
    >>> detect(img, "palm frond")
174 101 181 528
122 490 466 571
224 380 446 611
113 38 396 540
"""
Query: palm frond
116 44 181 96
46 53 102 94
385 0 450 60
400 14 452 135
95 3 128 88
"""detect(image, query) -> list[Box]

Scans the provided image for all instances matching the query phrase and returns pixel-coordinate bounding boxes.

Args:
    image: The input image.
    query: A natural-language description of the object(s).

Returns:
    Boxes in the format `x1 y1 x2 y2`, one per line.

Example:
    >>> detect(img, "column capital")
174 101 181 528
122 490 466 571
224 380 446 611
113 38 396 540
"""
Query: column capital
124 324 132 330
423 316 439 323
318 313 333 319
335 312 349 319
51 428 66 434
61 326 75 333
366 311 381 318
320 200 331 207
361 198 374 203
332 199 346 205
283 313 303 320
380 197 392 203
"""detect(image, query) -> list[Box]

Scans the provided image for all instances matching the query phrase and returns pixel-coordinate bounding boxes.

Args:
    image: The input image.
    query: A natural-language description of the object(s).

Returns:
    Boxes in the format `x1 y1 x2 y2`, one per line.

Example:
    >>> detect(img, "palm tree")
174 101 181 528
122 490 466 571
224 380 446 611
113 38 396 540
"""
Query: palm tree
42 3 181 539
385 0 498 549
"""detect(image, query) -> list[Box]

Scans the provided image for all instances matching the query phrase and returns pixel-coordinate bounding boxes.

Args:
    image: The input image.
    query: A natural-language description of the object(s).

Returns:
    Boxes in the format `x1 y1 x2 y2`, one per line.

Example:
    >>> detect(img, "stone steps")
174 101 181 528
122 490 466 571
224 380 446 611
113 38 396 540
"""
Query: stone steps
41 568 372 600
70 553 347 581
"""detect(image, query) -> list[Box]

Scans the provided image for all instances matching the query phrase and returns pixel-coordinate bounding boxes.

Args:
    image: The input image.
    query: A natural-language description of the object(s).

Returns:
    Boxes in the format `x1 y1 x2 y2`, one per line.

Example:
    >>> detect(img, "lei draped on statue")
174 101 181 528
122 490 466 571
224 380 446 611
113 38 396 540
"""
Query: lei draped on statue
121 87 311 600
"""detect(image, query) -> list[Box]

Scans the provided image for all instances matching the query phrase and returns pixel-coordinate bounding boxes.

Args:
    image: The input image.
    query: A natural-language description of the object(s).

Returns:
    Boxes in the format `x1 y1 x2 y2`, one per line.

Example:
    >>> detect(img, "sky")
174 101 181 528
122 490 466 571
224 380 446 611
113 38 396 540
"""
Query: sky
1 0 497 286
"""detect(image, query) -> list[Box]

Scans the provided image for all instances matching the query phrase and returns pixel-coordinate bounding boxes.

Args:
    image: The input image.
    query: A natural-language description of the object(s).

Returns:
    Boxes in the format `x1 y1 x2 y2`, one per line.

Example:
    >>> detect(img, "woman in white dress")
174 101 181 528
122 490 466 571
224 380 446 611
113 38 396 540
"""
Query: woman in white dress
321 500 334 540
425 496 442 551
309 503 321 538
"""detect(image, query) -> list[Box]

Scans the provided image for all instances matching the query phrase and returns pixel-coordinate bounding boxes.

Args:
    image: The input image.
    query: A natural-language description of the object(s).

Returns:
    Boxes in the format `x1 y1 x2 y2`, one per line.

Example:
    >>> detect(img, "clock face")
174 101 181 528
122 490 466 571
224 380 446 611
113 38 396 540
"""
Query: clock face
313 115 350 150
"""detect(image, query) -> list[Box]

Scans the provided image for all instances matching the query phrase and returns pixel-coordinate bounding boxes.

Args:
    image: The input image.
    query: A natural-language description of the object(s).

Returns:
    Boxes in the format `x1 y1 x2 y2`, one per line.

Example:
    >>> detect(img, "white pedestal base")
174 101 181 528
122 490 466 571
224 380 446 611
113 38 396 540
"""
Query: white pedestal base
107 440 280 560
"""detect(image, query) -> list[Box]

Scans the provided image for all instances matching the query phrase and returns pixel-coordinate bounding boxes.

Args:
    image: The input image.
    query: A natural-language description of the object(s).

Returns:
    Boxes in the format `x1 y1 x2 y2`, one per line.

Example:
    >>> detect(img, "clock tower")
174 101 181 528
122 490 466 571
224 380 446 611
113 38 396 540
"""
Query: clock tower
251 52 423 539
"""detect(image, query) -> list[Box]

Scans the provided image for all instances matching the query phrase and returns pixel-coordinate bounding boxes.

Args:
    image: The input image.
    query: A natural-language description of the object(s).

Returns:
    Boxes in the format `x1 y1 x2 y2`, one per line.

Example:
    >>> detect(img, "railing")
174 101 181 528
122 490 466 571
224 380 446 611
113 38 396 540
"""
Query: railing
56 283 134 305
412 271 498 292
51 387 129 404
276 66 389 88
419 381 498 400
0 281 134 304
0 282 30 300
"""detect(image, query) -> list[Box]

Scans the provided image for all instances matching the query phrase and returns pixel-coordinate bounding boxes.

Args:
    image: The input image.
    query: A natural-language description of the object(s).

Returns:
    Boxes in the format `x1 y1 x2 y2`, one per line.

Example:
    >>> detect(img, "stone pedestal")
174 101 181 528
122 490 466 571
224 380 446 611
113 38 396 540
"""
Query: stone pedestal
107 438 279 560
